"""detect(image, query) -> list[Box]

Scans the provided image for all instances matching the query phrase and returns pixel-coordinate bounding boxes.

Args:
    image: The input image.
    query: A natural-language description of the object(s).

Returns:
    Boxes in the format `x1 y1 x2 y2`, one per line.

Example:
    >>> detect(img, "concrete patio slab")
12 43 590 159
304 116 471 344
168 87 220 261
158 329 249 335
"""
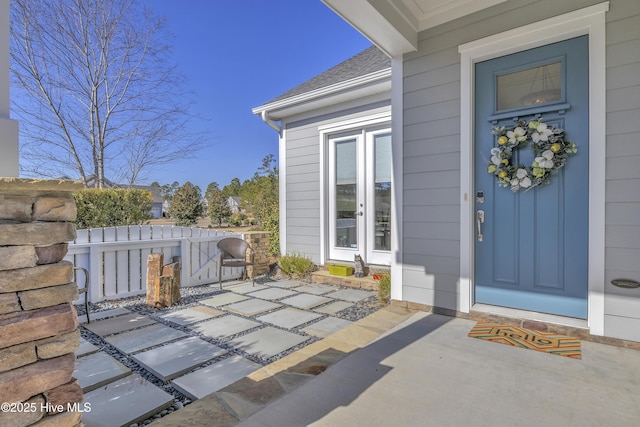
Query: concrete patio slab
74 351 131 392
246 288 298 300
257 308 323 329
83 312 156 336
293 284 335 295
104 323 188 354
325 288 374 302
200 292 250 307
226 283 268 294
314 301 355 315
76 337 99 357
160 305 224 325
82 373 174 427
191 315 261 340
132 337 227 381
280 294 333 310
227 327 309 360
81 307 131 324
302 317 353 338
171 355 261 401
267 280 305 289
225 298 281 316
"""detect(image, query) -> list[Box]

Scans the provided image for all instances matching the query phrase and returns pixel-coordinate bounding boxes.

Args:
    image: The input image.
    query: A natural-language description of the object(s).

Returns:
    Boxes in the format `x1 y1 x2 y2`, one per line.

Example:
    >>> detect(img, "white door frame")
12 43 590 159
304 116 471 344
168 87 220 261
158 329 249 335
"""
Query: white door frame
319 112 392 266
458 3 608 334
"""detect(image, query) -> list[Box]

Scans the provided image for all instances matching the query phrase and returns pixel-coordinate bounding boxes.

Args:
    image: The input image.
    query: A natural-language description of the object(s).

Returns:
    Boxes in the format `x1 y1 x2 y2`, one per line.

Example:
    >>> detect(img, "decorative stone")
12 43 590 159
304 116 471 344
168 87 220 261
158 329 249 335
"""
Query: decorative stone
18 283 79 311
0 342 37 373
0 353 75 404
43 379 83 413
33 196 77 222
146 255 181 308
0 292 21 315
0 394 45 427
0 246 38 271
36 328 80 359
0 303 78 349
35 244 69 265
0 222 76 247
0 194 33 222
0 261 74 293
0 178 83 195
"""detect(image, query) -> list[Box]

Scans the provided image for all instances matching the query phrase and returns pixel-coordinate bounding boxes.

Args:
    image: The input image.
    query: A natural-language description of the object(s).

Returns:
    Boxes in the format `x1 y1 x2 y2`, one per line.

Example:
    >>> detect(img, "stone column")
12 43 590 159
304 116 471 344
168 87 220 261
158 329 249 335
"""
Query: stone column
243 231 271 278
0 178 84 427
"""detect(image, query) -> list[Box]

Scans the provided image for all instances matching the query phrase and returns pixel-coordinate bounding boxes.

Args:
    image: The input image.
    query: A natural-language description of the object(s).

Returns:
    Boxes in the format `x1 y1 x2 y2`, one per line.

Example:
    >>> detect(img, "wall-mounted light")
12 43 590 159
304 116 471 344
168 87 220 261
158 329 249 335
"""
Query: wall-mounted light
611 278 640 289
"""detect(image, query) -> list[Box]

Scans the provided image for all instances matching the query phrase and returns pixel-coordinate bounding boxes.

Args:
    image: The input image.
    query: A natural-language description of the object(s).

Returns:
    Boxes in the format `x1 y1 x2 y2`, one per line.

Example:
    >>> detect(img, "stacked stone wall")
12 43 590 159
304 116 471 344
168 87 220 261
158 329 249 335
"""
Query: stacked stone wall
243 232 270 278
0 178 84 427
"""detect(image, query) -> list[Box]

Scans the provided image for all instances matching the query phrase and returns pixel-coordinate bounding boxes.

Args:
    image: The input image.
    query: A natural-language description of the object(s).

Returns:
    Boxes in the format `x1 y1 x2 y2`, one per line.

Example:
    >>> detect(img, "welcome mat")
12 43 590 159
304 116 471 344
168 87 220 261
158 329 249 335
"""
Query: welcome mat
468 322 581 359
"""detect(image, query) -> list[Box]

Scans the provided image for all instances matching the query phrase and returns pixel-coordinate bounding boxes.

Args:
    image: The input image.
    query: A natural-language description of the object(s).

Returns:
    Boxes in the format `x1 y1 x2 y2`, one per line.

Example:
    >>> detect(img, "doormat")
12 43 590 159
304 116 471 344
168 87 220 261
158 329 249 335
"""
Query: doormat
468 322 581 359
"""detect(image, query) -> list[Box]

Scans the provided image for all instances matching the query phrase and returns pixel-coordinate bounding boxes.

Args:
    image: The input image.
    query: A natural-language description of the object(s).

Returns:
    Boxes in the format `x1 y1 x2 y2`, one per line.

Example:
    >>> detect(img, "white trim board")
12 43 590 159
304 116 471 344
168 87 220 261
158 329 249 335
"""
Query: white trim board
458 2 608 334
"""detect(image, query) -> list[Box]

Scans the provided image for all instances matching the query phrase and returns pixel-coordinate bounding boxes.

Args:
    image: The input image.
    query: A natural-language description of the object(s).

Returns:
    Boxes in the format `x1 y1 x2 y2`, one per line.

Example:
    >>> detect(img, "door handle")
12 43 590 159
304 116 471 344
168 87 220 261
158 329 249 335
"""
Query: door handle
476 210 484 242
355 210 363 216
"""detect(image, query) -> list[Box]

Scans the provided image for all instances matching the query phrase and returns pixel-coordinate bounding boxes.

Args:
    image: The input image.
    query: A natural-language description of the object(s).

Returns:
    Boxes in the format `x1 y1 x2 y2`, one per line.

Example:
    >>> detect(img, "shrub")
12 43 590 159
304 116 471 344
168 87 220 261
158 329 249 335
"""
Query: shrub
279 253 316 278
74 188 153 229
374 270 391 305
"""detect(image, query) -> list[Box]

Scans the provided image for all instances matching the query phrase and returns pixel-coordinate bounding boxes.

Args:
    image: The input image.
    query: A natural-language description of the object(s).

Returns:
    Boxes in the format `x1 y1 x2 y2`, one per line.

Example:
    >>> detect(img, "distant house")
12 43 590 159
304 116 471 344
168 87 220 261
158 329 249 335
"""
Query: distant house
227 196 242 213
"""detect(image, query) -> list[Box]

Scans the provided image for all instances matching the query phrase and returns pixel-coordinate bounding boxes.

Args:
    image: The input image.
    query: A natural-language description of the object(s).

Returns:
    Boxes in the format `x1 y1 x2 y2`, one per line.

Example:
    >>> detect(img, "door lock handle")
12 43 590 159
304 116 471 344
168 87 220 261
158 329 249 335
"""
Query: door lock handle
476 210 484 242
355 210 363 216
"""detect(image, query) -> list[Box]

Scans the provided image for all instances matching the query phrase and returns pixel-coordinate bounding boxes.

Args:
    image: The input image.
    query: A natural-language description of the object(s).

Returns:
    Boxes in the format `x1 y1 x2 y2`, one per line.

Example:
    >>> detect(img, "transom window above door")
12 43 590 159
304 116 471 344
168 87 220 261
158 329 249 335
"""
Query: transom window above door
496 58 564 111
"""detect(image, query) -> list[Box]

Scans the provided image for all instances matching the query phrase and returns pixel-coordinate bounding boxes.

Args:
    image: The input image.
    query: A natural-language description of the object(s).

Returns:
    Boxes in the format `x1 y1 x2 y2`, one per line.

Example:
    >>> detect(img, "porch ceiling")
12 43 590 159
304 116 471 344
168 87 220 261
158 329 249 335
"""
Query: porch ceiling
322 0 508 56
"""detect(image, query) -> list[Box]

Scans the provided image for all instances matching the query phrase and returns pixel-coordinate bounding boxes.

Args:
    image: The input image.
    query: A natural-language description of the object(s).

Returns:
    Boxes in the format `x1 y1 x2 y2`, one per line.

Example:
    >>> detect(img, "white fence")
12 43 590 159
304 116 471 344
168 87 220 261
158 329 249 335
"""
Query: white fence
64 225 243 303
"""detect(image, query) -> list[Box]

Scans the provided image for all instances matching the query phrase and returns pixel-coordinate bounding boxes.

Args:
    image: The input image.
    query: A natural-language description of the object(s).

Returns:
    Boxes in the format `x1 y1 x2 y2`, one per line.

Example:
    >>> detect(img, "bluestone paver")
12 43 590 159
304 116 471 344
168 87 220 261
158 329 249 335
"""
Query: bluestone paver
82 373 174 427
325 288 374 302
257 308 322 329
246 288 298 300
76 337 99 357
83 312 156 336
294 284 335 295
314 300 355 315
302 317 353 338
81 307 131 323
280 294 333 310
74 351 131 392
200 292 250 307
104 323 188 354
224 298 281 316
225 282 268 294
160 305 224 325
171 355 261 400
227 327 308 359
268 280 306 289
132 336 227 381
191 315 261 339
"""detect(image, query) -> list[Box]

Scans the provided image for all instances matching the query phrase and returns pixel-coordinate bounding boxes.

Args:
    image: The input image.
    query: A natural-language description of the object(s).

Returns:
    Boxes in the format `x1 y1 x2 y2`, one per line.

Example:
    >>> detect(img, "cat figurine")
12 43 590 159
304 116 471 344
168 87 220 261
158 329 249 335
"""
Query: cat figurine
354 254 367 278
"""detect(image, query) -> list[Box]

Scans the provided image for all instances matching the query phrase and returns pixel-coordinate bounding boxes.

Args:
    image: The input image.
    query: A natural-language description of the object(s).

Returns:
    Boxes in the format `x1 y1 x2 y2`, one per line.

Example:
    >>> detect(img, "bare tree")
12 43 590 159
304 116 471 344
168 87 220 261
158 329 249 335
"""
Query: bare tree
10 0 203 187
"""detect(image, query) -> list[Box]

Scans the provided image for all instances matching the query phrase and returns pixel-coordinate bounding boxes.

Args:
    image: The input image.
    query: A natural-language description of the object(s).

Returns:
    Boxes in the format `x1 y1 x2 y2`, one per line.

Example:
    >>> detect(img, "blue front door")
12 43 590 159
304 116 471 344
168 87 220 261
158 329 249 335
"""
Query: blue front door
474 36 589 318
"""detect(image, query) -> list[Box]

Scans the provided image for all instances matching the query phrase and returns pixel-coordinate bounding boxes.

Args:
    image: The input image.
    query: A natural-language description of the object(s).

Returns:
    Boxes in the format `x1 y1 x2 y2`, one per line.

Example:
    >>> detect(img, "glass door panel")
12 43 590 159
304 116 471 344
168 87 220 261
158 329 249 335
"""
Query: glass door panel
373 133 391 251
335 139 358 249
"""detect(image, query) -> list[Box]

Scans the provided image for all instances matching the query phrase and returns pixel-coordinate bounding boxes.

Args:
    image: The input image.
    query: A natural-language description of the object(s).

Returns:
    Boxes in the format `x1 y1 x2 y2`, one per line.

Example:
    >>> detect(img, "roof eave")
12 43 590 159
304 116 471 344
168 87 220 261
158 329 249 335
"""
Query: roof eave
252 67 391 121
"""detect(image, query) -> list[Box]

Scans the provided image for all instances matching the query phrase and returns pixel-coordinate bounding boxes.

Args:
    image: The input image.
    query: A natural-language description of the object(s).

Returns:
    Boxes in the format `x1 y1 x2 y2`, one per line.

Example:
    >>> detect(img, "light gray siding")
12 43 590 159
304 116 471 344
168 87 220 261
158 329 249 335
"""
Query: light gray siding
603 0 640 341
401 0 640 339
282 100 391 264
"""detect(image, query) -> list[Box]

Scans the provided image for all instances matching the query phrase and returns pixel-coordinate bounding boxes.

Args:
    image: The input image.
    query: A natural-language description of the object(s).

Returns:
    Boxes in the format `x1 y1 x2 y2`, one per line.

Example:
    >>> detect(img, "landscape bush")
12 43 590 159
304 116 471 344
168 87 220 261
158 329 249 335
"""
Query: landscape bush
374 270 391 305
279 253 316 278
74 188 153 229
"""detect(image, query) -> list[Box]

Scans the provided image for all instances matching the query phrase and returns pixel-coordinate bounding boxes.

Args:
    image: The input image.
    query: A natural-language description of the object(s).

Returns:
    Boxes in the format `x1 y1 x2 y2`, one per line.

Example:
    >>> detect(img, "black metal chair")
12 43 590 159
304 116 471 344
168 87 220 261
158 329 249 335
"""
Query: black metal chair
217 238 255 289
73 266 90 323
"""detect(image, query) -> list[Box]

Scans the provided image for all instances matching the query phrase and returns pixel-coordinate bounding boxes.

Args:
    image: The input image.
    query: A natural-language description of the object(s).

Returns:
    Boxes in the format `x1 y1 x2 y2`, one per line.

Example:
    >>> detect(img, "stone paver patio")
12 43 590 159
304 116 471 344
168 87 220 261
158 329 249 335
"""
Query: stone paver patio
76 277 379 426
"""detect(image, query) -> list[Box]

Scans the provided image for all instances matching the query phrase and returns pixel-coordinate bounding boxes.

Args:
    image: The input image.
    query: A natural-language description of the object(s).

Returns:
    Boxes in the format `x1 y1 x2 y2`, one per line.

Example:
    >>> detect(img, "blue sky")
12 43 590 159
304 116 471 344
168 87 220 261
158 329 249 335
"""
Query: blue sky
141 0 372 192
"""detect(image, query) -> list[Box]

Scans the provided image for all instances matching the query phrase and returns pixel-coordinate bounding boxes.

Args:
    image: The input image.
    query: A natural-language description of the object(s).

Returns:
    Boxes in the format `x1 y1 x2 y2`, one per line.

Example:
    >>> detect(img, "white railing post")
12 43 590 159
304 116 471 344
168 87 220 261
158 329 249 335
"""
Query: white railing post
180 238 190 287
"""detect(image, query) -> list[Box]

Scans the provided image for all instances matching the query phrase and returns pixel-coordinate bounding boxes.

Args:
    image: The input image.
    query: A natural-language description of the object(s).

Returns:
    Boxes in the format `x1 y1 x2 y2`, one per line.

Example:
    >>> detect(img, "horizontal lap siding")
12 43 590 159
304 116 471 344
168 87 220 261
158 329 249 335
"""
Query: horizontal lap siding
399 0 614 312
283 102 391 264
603 0 640 341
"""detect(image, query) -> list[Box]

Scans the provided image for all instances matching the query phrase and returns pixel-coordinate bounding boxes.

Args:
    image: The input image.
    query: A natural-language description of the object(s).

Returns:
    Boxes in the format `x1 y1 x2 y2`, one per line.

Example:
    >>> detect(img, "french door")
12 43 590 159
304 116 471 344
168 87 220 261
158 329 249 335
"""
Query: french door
328 128 391 265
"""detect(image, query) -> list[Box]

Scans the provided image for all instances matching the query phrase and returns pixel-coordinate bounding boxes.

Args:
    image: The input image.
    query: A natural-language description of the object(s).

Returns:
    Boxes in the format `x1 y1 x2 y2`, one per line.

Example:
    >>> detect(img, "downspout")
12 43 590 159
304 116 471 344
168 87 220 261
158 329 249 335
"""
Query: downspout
261 111 282 134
